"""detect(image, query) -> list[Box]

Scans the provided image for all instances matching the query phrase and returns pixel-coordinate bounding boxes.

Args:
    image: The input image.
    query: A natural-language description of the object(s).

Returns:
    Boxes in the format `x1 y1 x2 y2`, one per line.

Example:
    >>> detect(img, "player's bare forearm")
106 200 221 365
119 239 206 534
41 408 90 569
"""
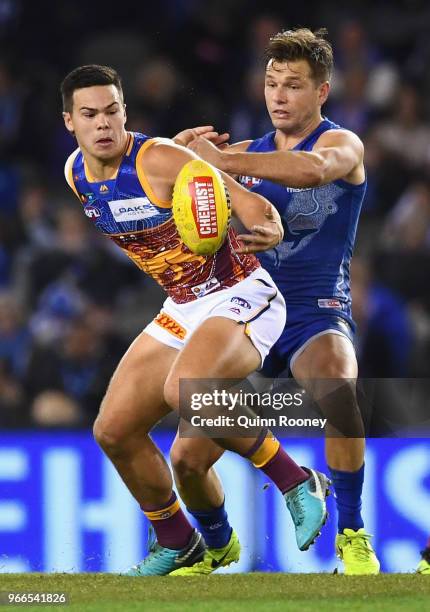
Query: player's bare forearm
190 130 364 188
235 200 283 254
221 149 325 187
189 135 321 187
223 172 283 253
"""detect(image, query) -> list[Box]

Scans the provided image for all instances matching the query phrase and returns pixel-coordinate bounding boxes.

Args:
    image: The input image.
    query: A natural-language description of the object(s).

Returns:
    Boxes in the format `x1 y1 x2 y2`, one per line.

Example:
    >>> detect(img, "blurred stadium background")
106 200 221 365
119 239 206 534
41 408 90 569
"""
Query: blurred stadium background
0 0 429 574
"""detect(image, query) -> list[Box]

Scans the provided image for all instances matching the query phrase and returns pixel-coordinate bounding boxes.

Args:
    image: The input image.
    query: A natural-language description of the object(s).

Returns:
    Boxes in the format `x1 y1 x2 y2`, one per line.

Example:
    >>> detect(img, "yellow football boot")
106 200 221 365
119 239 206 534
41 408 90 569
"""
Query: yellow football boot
169 529 240 576
336 528 380 575
417 547 430 575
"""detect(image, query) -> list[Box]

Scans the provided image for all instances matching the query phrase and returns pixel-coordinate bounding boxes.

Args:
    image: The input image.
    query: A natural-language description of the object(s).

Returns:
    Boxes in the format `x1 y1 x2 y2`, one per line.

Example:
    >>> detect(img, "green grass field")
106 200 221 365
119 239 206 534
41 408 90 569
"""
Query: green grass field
0 574 429 612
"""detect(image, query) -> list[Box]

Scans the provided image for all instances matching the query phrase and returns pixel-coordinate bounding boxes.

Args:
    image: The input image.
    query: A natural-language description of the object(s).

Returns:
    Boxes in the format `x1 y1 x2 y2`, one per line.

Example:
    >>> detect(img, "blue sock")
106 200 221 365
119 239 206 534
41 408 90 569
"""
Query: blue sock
329 464 365 534
188 500 232 549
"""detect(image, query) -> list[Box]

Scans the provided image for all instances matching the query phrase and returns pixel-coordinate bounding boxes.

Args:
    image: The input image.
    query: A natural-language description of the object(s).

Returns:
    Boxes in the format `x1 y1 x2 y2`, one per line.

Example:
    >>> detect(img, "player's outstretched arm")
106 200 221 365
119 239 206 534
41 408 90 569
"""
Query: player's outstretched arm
189 130 364 188
140 139 283 253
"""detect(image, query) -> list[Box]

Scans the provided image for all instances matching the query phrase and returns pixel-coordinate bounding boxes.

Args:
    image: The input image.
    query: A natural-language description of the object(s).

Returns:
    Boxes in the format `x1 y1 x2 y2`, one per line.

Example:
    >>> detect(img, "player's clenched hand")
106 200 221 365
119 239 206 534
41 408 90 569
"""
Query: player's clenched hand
236 203 284 254
173 127 229 148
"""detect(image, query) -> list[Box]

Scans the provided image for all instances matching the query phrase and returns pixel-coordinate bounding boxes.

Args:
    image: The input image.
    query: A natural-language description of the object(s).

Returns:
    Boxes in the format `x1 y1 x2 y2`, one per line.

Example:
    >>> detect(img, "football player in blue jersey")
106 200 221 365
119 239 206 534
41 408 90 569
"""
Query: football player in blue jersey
60 64 331 576
172 27 380 576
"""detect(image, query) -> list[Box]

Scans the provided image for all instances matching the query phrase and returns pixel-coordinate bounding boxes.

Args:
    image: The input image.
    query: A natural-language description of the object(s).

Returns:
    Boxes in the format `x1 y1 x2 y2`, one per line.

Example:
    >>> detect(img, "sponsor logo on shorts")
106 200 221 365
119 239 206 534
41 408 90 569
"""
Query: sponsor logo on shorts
188 176 218 237
108 197 160 222
318 298 342 309
84 206 101 218
231 296 251 309
191 277 220 298
229 307 241 315
155 312 186 340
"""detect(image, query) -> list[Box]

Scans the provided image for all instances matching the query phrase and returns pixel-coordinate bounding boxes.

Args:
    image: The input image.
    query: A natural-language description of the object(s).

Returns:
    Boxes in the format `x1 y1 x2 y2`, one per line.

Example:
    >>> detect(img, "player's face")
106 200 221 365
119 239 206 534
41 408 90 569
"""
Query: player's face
63 85 127 161
264 59 329 133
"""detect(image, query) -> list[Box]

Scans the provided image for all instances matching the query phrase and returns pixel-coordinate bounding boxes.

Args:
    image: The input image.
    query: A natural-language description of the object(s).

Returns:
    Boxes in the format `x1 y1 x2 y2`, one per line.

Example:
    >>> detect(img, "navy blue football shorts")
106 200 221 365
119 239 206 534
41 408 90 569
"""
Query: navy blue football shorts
261 301 355 376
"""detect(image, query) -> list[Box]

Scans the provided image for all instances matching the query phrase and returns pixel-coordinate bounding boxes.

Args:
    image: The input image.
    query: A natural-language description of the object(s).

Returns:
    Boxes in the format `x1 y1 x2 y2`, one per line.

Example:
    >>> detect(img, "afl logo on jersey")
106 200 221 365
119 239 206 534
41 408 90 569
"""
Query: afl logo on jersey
238 175 262 189
85 206 101 219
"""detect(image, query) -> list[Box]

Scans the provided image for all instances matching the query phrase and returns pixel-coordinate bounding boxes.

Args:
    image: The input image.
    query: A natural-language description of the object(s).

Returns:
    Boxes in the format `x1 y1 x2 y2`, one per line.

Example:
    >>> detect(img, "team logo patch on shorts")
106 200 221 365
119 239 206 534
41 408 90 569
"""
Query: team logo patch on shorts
229 307 241 315
155 312 186 340
231 296 251 309
318 298 342 309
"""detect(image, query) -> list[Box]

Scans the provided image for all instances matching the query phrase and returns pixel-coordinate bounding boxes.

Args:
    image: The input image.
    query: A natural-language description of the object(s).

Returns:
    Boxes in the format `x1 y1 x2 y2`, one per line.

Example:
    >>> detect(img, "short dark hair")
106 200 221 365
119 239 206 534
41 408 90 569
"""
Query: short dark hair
265 28 333 84
60 64 123 113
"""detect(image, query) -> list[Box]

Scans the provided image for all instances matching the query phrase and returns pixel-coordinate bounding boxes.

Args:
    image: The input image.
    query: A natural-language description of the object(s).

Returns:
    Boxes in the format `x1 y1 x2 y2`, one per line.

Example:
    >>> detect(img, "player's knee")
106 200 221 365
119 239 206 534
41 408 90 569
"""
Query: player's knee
313 355 355 380
163 376 179 411
93 413 132 456
170 445 209 480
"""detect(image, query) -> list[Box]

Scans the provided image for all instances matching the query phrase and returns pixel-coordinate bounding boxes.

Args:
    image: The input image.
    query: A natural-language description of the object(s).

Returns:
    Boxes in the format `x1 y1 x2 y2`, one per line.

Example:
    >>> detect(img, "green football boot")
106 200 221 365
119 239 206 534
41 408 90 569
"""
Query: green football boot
336 528 380 575
417 547 430 575
169 529 240 576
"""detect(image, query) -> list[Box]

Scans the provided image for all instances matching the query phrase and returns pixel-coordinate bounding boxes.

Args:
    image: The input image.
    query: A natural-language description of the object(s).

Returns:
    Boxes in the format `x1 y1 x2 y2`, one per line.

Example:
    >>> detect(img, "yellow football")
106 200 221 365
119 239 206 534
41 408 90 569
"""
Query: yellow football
172 159 231 256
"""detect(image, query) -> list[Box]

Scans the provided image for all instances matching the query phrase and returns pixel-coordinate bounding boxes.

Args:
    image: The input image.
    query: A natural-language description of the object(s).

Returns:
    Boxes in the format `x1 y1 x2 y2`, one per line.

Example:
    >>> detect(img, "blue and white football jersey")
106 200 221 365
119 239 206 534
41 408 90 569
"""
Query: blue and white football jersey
239 118 366 318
